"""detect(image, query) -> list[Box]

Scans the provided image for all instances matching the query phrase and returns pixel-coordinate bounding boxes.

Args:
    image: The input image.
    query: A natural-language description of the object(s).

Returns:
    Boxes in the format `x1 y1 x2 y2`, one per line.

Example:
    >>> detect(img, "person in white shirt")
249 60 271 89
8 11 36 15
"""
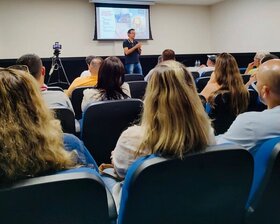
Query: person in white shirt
198 55 216 76
216 59 280 153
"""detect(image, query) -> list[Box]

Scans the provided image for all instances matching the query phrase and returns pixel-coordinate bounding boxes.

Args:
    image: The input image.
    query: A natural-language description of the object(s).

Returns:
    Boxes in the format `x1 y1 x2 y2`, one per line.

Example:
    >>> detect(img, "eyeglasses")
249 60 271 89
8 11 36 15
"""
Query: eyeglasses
0 65 30 74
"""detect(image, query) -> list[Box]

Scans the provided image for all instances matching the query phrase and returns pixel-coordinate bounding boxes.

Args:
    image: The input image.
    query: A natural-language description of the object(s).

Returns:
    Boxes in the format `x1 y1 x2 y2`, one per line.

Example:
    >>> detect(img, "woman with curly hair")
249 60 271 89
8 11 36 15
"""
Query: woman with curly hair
0 67 97 183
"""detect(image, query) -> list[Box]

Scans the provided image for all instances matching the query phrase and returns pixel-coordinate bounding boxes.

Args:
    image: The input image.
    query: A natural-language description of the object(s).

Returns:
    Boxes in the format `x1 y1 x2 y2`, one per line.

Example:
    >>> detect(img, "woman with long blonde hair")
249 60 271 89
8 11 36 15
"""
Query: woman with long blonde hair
0 68 97 183
100 60 215 207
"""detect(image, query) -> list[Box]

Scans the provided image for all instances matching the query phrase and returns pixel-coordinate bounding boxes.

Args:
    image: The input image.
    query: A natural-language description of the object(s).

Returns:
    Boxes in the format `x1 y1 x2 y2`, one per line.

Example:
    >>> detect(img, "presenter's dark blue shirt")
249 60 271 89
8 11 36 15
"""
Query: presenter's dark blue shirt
123 39 140 64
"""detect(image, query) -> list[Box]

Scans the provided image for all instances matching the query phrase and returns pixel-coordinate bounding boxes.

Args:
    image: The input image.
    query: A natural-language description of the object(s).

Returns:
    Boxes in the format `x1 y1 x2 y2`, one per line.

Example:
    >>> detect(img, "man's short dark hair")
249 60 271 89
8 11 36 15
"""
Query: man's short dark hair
16 54 42 79
162 49 176 61
85 55 95 65
261 54 279 64
127 29 135 34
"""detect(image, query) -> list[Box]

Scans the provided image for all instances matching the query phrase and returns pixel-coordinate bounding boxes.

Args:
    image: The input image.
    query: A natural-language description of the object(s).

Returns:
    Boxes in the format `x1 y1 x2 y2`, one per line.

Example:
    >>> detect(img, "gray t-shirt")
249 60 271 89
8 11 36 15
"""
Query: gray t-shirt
42 90 74 113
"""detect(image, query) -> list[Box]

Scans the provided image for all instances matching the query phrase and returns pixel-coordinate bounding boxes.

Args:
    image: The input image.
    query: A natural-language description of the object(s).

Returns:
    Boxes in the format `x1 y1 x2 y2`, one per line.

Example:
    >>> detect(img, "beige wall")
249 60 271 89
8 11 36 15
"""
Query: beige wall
0 0 279 59
210 0 280 53
0 0 211 59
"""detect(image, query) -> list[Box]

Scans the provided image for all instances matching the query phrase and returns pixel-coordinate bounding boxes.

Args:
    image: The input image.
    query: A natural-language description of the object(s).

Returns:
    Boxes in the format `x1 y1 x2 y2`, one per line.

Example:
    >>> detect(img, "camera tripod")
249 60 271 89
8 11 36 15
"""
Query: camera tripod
47 54 70 87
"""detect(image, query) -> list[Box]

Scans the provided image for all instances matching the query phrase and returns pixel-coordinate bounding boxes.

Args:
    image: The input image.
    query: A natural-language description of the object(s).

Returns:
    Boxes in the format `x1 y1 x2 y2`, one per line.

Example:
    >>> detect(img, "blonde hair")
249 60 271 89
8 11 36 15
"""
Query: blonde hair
138 61 212 158
0 68 76 182
210 53 249 115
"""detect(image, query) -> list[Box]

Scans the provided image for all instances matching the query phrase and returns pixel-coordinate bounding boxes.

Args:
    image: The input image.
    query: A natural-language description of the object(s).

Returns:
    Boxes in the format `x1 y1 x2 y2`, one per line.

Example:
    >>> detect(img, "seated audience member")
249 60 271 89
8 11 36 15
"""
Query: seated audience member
80 55 95 77
244 51 270 75
0 68 99 183
245 54 279 88
16 54 74 112
144 49 175 81
216 59 280 153
201 53 249 107
198 55 216 76
81 56 131 112
100 60 215 206
65 56 103 97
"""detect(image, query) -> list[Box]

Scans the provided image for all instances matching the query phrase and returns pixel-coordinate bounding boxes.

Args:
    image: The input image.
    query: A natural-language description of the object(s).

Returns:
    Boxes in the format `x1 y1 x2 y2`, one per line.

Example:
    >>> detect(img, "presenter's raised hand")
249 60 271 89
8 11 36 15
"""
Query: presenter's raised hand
136 42 142 49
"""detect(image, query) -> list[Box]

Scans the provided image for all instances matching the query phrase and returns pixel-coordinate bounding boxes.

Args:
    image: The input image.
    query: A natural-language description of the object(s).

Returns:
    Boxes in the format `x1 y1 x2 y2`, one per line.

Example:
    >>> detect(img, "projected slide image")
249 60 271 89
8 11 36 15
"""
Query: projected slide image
97 7 150 40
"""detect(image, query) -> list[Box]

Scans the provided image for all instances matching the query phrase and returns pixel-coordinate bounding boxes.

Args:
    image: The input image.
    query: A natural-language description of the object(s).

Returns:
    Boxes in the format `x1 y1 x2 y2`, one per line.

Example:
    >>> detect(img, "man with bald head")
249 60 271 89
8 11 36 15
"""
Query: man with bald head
216 59 280 153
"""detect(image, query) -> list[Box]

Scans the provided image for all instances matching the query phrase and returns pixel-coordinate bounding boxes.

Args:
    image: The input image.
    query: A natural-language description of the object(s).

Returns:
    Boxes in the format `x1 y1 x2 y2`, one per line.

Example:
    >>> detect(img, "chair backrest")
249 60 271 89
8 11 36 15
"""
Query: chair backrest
127 81 147 100
239 67 247 74
208 91 237 135
247 89 267 112
118 145 253 224
196 77 210 93
198 94 206 108
47 86 64 92
52 107 76 134
246 139 280 224
71 86 94 120
200 70 213 77
81 99 143 165
242 74 251 84
124 74 144 82
48 82 69 90
0 172 117 224
191 71 200 80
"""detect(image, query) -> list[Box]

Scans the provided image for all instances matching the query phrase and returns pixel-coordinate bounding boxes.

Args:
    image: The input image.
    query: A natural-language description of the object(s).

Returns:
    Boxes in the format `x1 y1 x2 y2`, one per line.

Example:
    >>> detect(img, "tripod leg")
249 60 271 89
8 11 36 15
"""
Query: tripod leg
47 57 56 84
58 58 70 85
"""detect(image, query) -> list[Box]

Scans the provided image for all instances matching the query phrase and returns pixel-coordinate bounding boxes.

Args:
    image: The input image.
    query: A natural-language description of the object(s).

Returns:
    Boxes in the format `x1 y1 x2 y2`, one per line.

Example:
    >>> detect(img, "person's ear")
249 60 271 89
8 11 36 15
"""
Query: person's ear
41 66 46 76
261 85 269 99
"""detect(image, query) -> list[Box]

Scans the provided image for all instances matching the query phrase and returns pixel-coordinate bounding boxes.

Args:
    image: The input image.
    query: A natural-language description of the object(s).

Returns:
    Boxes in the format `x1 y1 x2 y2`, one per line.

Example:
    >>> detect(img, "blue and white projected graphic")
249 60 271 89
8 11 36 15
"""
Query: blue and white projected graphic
96 6 151 40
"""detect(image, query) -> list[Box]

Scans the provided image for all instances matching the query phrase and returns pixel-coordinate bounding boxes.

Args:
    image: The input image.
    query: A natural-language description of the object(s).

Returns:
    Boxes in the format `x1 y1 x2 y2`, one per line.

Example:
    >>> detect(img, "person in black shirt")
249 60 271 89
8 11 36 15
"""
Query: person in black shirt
123 29 143 75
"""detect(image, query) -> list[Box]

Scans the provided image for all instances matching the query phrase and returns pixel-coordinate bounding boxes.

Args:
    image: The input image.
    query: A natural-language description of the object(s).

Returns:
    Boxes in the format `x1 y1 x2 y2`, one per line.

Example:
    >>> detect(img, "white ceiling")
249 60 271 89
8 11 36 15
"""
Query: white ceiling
153 0 224 5
92 0 225 6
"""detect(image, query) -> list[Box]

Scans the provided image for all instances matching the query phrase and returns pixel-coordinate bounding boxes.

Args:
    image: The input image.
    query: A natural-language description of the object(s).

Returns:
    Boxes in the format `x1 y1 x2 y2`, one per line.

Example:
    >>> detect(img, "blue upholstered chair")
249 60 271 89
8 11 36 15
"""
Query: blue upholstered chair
118 145 253 224
81 99 143 165
127 81 147 100
0 171 117 224
246 137 280 224
196 76 210 93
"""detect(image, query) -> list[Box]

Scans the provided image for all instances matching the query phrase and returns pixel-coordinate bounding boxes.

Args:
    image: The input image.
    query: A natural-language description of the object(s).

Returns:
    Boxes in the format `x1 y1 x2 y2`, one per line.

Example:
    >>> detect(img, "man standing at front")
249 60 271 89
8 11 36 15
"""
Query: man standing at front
123 28 143 75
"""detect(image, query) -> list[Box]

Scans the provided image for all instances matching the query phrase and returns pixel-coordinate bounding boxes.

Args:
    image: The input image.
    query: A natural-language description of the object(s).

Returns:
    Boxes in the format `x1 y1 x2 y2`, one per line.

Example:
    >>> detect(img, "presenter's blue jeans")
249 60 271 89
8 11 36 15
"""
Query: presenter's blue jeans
125 62 143 75
63 133 98 170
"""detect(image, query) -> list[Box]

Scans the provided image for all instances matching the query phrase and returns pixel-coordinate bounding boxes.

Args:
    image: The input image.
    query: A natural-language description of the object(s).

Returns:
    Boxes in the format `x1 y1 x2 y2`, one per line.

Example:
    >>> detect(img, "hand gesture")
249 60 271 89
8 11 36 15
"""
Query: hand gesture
98 163 114 173
136 42 142 49
247 61 255 70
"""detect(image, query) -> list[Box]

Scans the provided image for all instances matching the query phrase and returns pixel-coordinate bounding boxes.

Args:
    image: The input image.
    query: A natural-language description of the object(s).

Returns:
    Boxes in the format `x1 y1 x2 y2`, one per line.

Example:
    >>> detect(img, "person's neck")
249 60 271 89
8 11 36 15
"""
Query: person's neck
267 101 280 109
128 37 134 42
266 93 280 109
91 72 97 77
37 78 45 88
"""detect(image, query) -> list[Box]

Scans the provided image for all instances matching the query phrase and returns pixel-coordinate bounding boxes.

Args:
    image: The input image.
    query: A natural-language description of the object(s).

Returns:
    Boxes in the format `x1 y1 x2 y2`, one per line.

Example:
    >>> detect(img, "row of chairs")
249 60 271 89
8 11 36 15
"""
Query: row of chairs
61 74 251 122
195 74 251 93
70 81 147 120
197 67 247 78
2 139 280 224
52 87 265 141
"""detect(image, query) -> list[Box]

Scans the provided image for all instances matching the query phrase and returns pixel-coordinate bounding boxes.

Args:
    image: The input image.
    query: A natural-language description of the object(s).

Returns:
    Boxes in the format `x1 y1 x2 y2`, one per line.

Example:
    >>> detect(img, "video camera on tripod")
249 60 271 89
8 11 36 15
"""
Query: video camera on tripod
47 42 70 87
53 42 62 57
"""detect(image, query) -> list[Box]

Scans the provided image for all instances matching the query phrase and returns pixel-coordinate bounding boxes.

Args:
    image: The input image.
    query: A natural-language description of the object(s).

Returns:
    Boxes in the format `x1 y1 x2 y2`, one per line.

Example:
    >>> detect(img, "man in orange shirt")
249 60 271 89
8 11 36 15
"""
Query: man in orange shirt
66 56 103 97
